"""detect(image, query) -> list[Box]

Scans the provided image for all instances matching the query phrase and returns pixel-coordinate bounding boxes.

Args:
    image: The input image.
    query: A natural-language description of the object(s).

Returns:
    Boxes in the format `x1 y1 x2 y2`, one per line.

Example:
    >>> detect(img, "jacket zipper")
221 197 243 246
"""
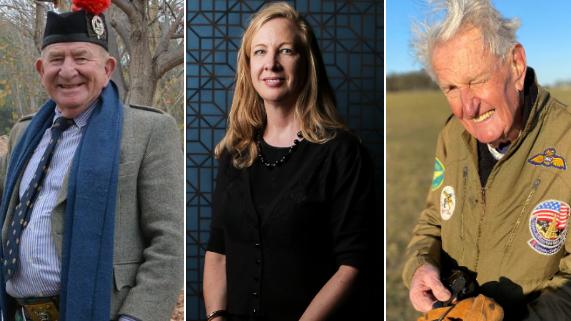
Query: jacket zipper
474 187 486 272
460 167 468 241
505 178 541 250
459 167 468 262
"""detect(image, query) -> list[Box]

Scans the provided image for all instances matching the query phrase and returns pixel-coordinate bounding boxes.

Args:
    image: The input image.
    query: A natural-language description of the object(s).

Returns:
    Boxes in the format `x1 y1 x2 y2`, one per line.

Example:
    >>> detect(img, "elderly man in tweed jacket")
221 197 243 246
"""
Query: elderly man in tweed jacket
0 3 183 321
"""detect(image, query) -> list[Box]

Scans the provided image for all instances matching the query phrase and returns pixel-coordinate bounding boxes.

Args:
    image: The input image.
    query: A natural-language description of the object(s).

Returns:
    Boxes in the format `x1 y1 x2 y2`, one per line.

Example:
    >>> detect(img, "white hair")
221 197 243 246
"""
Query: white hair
412 0 521 79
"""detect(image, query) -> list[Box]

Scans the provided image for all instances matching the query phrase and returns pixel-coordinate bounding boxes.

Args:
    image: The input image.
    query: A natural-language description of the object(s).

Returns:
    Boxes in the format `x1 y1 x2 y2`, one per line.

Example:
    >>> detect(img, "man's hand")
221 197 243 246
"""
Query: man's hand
409 263 451 312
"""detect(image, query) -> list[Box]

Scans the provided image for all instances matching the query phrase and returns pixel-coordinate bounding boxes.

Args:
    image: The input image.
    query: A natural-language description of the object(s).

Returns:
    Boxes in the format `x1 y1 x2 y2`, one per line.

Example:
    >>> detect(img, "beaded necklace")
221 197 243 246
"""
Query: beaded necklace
256 131 303 168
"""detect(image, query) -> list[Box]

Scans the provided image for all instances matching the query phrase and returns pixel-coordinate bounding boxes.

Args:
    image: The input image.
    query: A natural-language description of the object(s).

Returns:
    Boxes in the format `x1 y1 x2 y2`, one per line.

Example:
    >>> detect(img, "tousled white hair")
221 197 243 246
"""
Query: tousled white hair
412 0 520 79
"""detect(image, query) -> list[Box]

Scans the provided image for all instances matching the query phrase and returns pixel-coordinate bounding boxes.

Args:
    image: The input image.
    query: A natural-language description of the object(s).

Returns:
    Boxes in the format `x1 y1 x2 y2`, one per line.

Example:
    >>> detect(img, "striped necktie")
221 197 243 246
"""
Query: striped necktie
2 116 74 280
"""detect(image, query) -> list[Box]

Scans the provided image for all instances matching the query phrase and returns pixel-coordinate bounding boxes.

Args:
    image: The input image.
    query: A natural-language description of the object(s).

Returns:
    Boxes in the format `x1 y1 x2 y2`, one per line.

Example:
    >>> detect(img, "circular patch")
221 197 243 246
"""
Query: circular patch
528 199 570 255
440 186 456 220
431 157 445 191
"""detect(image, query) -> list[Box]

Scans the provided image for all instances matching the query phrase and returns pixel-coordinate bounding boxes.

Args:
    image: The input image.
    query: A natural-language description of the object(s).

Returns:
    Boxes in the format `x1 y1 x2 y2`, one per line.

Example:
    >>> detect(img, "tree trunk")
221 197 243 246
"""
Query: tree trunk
34 3 47 53
127 39 157 105
107 14 127 100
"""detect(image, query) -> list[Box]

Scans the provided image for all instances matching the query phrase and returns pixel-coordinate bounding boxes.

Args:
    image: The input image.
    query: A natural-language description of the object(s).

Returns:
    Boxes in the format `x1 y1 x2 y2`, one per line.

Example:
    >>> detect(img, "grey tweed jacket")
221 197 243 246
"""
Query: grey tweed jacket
0 103 184 321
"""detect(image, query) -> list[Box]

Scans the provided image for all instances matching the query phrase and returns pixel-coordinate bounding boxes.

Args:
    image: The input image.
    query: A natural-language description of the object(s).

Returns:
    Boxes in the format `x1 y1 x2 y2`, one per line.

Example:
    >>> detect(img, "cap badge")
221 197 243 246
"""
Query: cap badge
91 15 105 39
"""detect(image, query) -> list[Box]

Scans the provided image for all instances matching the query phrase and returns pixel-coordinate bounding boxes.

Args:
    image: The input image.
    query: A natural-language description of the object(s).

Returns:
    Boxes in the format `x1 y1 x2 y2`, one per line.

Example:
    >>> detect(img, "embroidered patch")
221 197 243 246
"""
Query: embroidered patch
528 148 566 170
431 157 445 191
440 186 455 220
528 199 570 255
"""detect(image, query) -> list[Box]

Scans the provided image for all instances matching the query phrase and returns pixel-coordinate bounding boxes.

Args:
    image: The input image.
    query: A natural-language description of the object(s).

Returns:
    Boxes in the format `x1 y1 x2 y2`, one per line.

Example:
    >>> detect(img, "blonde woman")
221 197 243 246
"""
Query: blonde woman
203 3 375 321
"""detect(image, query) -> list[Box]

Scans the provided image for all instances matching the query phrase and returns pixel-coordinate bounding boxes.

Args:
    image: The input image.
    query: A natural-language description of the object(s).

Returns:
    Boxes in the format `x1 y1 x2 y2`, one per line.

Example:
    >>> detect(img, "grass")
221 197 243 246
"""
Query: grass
549 87 571 106
386 87 571 321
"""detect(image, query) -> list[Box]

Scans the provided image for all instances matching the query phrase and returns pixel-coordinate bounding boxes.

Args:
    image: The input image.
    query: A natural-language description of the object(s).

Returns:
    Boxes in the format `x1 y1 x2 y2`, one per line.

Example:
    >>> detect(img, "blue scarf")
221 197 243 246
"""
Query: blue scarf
0 81 123 321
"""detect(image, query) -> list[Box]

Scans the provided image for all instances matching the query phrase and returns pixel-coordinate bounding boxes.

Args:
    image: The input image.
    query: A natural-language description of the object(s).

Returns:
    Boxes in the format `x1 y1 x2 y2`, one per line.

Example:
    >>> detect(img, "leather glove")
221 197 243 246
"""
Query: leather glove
417 294 503 321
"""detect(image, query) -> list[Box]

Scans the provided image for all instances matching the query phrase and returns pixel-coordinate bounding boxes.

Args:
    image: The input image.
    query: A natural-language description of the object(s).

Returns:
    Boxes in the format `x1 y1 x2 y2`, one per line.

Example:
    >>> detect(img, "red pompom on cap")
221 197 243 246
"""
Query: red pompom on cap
71 0 111 15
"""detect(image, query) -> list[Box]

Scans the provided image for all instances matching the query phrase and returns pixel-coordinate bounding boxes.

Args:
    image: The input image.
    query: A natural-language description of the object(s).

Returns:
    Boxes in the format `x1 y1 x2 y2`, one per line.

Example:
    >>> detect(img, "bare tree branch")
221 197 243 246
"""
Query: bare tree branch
132 0 146 18
110 15 131 54
153 7 182 59
155 43 183 78
165 1 177 19
111 0 137 20
0 3 35 40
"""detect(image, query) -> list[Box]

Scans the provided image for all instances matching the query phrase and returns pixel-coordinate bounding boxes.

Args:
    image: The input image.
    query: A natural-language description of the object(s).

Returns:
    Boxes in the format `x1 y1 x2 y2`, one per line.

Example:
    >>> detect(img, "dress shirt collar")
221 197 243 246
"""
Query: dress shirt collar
53 99 98 129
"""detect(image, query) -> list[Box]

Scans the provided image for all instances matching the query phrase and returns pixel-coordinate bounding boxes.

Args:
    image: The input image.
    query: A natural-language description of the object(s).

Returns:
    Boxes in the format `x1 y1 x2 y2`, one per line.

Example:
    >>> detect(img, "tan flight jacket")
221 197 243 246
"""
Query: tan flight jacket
403 76 571 319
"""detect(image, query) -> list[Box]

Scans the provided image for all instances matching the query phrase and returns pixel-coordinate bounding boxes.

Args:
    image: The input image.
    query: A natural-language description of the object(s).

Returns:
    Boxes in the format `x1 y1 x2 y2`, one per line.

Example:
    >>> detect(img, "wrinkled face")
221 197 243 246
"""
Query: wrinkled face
36 42 116 116
431 26 526 146
249 18 304 108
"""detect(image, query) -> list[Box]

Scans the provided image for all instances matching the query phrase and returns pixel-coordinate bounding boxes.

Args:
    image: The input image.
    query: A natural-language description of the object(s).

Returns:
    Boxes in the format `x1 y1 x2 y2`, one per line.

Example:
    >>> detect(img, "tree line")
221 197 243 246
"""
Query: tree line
387 70 439 92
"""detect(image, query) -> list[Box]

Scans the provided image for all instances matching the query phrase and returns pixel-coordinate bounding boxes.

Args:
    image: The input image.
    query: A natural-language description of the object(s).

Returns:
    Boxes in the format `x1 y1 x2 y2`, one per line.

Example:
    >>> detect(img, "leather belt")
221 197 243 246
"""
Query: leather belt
15 296 59 321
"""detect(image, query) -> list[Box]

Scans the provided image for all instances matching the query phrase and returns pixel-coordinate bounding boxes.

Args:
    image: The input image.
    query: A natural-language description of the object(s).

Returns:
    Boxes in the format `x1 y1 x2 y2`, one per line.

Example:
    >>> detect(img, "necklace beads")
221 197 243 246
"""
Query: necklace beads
257 131 303 168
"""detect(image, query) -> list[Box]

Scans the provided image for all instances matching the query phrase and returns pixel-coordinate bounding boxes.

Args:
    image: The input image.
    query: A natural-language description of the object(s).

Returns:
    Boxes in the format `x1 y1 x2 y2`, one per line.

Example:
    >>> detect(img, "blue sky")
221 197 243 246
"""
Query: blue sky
387 1 571 85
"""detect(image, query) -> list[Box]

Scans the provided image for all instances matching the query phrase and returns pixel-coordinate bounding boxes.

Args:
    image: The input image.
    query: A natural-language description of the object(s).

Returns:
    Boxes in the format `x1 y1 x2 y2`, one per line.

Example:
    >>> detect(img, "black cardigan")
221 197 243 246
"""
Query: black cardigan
207 130 376 321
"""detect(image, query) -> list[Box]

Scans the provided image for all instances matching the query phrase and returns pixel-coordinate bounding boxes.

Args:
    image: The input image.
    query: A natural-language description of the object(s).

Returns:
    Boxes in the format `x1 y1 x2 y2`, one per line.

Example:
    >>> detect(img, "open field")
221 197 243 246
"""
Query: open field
386 88 571 321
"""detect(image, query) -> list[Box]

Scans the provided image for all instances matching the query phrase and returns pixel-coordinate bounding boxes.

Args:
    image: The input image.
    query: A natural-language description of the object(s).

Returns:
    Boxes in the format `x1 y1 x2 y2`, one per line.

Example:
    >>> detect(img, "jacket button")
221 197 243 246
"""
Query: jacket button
253 276 259 281
256 259 261 264
253 308 257 314
255 242 261 247
251 292 258 296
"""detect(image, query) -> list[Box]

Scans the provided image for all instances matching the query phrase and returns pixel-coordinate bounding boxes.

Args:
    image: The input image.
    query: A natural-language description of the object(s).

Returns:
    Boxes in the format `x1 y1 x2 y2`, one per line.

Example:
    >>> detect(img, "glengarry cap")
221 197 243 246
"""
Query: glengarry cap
41 0 111 50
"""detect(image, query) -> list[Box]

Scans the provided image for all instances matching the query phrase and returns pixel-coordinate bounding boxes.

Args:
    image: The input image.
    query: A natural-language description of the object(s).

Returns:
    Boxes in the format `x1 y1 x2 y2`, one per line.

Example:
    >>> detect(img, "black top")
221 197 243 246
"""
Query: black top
250 140 295 224
207 130 376 321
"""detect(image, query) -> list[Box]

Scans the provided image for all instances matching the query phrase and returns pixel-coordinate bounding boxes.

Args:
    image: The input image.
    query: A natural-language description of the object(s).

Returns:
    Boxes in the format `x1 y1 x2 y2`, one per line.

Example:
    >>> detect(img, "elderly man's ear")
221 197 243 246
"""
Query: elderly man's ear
35 58 44 77
511 44 527 92
104 56 117 77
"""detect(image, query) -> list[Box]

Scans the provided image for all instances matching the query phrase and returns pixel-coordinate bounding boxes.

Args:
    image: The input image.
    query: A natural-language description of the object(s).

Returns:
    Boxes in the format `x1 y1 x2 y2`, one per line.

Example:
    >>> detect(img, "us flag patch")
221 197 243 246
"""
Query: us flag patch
528 199 570 255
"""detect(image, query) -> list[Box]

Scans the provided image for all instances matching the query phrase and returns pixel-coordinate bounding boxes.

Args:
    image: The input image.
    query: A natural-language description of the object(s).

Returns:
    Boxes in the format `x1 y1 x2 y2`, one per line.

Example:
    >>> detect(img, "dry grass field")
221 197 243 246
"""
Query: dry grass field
386 87 571 321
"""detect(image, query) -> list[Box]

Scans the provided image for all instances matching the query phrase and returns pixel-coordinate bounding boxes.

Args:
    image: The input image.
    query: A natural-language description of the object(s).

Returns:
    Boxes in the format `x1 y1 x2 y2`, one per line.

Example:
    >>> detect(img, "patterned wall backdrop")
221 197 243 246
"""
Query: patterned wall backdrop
187 1 383 319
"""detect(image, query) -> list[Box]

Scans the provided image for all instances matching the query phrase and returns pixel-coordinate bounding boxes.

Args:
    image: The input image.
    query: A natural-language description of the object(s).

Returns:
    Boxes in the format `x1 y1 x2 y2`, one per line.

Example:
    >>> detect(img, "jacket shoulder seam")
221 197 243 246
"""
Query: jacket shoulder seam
128 104 165 114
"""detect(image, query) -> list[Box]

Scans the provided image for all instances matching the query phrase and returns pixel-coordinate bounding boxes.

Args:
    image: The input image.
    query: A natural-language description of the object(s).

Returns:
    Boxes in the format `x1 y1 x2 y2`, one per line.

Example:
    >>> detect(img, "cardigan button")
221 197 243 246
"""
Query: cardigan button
256 259 261 264
253 308 257 314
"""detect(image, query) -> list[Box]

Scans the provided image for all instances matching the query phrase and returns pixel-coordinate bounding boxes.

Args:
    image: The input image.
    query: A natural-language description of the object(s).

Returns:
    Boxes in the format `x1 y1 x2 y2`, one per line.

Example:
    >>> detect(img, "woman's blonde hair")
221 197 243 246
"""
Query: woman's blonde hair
214 1 346 168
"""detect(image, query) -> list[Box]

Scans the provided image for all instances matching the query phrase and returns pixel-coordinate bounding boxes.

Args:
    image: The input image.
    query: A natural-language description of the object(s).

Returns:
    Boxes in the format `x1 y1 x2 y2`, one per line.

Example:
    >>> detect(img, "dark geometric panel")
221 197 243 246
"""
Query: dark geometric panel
186 1 383 320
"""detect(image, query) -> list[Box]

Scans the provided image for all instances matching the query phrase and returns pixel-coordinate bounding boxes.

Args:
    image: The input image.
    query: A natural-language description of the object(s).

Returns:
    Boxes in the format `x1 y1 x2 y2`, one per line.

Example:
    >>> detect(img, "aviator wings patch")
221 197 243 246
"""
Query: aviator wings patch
528 148 566 170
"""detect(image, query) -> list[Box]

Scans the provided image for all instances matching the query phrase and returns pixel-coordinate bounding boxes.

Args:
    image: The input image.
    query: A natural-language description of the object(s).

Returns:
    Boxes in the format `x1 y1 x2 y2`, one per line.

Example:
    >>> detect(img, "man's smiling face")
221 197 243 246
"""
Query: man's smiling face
36 42 116 117
431 25 527 147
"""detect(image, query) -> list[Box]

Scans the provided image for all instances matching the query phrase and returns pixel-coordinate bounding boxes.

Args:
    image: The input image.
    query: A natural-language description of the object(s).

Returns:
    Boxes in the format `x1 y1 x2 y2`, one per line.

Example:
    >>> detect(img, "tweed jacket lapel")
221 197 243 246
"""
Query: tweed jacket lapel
54 172 69 209
51 172 68 258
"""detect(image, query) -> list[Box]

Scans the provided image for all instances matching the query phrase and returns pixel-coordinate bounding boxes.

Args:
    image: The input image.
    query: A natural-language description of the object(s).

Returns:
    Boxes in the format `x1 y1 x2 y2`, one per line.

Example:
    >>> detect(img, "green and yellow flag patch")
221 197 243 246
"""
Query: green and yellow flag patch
431 157 445 191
